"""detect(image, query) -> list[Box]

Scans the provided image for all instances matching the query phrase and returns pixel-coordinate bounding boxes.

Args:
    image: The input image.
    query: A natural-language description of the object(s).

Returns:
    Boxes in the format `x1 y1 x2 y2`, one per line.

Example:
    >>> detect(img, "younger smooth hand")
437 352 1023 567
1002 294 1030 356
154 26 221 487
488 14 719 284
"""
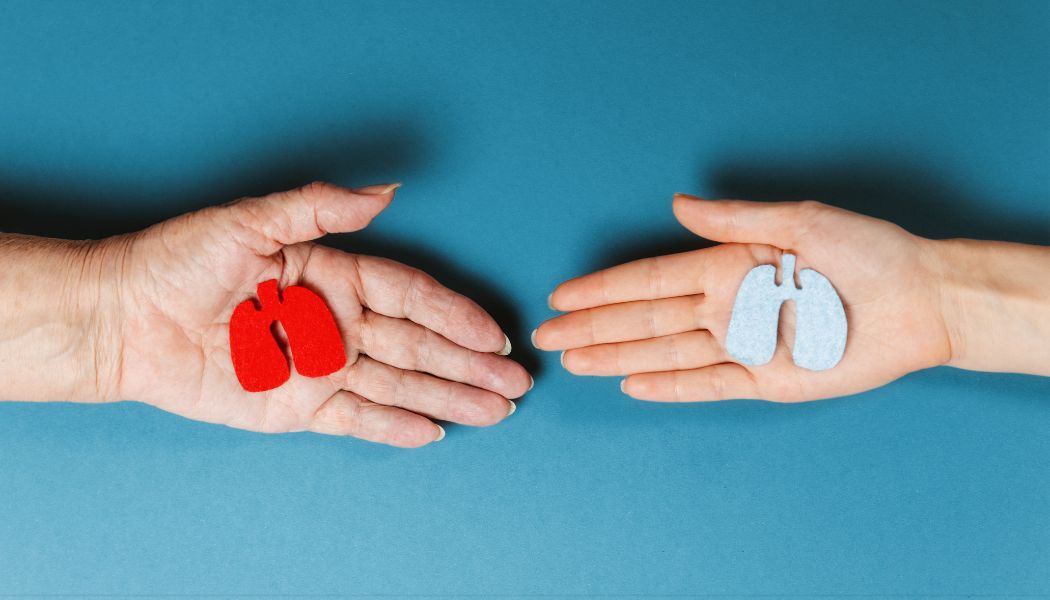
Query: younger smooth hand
534 195 955 402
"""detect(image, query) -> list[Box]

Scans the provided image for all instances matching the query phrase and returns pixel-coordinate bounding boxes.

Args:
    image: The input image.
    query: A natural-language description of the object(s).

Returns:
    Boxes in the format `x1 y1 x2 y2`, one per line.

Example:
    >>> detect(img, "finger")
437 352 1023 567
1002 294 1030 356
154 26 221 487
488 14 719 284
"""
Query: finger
357 310 532 399
549 250 710 312
534 294 714 350
562 330 726 376
229 181 399 255
622 363 758 402
672 193 821 249
309 390 443 448
353 255 508 354
345 356 514 427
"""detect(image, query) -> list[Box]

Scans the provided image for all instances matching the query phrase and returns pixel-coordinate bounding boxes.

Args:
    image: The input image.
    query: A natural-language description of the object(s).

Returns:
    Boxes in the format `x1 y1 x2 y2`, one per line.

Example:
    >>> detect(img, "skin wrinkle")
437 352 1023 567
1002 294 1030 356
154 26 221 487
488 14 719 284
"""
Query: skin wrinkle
667 332 681 371
417 324 435 373
613 340 625 374
391 364 410 410
643 300 657 339
107 234 139 402
342 395 371 437
357 311 377 361
342 359 365 394
463 342 480 389
648 255 662 300
673 370 686 402
691 295 706 332
231 202 277 258
345 254 367 310
89 236 138 402
438 280 463 344
709 366 729 401
586 308 599 346
399 268 421 321
441 371 457 422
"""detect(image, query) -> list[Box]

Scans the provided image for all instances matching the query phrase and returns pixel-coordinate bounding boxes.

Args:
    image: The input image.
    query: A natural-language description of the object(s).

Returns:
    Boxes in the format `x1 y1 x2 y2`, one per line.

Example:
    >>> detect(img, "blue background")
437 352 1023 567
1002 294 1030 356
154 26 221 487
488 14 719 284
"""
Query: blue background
1 0 1048 596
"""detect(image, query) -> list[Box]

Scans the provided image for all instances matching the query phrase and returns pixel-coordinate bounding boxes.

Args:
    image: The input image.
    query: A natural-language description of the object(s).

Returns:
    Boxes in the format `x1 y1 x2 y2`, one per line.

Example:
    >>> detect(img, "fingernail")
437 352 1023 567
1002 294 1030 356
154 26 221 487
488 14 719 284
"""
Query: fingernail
673 192 702 201
527 376 535 391
497 334 512 356
433 424 446 442
506 400 517 416
353 182 402 195
530 329 539 348
546 292 554 310
560 351 566 368
620 379 627 393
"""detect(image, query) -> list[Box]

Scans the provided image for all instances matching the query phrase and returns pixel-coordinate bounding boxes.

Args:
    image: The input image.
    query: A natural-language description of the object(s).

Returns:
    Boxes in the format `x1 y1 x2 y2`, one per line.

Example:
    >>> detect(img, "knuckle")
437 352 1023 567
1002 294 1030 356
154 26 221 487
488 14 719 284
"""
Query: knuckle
318 397 363 434
796 200 826 218
708 370 728 400
300 180 335 197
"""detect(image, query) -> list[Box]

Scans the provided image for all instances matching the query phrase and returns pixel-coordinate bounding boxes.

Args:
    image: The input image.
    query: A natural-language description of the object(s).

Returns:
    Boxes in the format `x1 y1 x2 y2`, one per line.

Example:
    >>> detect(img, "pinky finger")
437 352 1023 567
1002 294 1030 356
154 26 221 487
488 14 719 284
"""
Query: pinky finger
310 391 444 448
622 363 759 402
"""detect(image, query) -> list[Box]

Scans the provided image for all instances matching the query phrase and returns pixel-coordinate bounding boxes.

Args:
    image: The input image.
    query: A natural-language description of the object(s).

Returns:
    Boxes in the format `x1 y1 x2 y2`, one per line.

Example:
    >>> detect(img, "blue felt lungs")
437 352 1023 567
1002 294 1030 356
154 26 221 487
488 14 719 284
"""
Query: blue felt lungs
725 254 847 371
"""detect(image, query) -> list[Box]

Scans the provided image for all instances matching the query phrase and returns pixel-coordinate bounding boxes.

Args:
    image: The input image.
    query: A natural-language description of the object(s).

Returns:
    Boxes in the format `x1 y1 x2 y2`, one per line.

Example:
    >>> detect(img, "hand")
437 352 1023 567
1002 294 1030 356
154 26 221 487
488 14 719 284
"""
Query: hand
533 194 956 402
99 182 530 446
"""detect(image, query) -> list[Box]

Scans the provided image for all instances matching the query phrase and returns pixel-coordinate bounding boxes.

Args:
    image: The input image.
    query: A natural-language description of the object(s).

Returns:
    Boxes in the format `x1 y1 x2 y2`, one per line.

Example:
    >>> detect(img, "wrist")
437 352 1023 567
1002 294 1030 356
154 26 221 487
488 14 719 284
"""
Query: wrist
0 234 127 403
928 237 1050 376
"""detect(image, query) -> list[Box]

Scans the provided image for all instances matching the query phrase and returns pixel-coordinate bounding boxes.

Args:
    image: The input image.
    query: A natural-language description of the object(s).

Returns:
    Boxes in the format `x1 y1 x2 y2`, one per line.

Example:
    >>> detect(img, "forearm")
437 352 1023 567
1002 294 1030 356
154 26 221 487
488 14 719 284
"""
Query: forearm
0 234 124 402
933 237 1050 376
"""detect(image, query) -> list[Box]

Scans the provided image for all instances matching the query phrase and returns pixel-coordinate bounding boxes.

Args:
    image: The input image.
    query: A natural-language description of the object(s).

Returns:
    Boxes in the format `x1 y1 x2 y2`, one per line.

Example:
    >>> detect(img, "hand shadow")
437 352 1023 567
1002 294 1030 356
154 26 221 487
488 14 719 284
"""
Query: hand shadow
0 116 541 441
589 154 1048 276
707 156 1050 245
0 117 430 239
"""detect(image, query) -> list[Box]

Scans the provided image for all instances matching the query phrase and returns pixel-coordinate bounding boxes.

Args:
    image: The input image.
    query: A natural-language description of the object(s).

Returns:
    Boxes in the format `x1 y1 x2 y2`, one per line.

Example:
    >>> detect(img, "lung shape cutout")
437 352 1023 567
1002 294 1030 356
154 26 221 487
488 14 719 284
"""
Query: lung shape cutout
724 254 847 371
229 279 347 392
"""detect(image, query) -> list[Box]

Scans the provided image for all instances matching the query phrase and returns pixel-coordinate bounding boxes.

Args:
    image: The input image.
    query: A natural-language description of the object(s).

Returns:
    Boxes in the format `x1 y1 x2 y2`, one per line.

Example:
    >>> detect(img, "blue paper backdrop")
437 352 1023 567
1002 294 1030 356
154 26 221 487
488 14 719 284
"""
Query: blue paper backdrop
1 0 1048 596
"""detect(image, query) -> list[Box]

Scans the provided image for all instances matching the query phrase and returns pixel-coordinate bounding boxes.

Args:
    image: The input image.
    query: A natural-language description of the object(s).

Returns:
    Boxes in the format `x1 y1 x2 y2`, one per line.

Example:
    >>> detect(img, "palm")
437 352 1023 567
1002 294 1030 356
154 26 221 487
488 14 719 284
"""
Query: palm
109 184 529 446
536 196 952 403
120 233 348 431
697 223 950 401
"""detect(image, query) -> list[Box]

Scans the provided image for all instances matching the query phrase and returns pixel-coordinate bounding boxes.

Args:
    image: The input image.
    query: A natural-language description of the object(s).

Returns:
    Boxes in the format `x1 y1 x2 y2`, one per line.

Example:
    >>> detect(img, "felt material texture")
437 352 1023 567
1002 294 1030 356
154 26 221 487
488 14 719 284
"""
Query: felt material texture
229 279 346 392
725 254 847 371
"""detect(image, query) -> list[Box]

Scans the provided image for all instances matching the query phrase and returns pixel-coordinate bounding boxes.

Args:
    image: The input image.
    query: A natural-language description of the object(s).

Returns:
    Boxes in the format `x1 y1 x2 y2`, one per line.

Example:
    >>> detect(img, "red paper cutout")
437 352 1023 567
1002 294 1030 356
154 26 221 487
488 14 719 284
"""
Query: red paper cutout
229 279 347 392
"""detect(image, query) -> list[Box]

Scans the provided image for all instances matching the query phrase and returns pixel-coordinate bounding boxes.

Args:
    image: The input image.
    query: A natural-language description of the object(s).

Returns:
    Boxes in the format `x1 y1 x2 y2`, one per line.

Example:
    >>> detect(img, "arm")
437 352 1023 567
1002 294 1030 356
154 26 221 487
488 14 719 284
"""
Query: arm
935 238 1050 376
0 234 123 403
0 182 531 447
534 195 1050 403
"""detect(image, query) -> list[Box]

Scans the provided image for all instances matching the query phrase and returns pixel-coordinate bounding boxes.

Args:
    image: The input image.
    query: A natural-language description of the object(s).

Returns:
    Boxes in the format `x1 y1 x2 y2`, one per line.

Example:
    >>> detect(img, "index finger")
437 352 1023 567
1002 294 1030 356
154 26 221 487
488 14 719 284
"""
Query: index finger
352 254 509 354
549 249 710 312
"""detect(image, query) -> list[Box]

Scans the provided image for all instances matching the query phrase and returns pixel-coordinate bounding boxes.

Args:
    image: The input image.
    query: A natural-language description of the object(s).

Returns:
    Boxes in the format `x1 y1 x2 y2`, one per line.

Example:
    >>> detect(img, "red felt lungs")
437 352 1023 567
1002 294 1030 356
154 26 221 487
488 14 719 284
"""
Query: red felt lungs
229 279 347 392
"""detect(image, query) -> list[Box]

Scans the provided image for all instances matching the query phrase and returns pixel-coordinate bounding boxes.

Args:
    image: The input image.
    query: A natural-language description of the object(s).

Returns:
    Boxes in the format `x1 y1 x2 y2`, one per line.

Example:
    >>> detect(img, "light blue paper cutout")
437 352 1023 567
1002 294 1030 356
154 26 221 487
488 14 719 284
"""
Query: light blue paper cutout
725 253 847 371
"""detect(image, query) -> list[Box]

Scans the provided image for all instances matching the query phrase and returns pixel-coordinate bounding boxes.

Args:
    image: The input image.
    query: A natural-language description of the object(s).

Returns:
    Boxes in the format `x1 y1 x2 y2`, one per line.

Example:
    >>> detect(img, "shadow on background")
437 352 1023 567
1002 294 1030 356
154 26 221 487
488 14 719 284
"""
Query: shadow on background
590 155 1048 280
0 117 429 238
706 156 1050 245
0 116 541 393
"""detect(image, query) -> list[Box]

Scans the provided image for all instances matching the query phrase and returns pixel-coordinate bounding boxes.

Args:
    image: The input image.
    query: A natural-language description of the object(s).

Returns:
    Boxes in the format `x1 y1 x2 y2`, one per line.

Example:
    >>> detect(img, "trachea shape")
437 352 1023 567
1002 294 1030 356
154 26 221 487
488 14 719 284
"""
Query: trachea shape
229 279 347 392
725 254 847 371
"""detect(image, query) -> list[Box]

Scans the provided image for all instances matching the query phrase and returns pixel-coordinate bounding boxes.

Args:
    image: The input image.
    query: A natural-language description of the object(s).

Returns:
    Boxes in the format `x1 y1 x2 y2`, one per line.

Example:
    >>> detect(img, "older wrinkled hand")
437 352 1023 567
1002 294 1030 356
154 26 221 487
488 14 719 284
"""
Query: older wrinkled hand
106 182 531 447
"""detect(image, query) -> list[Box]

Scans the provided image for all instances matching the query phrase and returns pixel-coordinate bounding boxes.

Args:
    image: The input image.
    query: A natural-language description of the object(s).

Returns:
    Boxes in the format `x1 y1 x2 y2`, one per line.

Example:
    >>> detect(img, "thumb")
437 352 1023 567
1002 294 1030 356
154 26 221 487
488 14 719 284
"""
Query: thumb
672 193 816 250
230 181 399 255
